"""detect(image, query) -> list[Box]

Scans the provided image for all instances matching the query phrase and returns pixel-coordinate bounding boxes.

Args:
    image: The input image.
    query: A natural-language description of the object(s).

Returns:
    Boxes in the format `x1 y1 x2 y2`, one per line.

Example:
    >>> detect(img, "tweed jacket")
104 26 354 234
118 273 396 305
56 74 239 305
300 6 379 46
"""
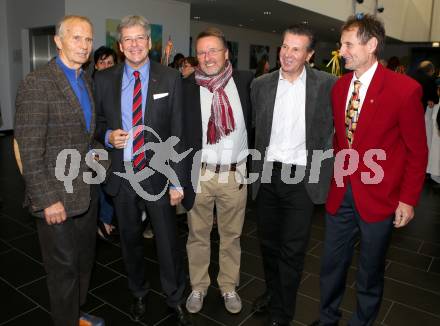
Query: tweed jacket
15 58 100 218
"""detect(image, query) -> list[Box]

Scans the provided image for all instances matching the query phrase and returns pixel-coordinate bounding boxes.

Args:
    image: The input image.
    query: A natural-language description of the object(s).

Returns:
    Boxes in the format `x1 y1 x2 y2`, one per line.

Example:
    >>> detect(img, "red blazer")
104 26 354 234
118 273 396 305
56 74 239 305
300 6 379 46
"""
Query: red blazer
326 64 428 222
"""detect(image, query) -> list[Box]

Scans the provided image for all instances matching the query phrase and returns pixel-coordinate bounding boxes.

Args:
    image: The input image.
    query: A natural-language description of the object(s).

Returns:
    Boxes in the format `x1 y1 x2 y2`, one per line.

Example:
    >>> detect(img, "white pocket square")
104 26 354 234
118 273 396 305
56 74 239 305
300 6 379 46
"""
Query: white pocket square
153 92 169 100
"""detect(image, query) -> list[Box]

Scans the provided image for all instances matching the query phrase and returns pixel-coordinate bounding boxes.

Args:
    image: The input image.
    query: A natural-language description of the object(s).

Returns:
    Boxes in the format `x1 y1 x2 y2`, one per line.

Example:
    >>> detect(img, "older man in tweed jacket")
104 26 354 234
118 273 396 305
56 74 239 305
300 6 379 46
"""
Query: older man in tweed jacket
14 15 104 326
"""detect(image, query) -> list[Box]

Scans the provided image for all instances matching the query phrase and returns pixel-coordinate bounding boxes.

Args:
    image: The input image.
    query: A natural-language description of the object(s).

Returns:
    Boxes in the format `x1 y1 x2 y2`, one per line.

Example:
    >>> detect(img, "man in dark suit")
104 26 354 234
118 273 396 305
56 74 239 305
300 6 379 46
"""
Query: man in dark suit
311 14 428 326
15 15 104 326
94 15 191 325
250 25 336 326
181 27 253 315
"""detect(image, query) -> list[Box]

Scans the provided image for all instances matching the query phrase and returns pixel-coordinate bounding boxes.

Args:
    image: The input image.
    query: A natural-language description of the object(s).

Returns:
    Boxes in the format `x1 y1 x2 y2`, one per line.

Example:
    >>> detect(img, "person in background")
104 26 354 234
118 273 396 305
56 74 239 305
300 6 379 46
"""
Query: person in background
92 46 118 243
410 60 439 111
255 56 270 78
169 52 185 70
94 46 117 74
180 56 198 79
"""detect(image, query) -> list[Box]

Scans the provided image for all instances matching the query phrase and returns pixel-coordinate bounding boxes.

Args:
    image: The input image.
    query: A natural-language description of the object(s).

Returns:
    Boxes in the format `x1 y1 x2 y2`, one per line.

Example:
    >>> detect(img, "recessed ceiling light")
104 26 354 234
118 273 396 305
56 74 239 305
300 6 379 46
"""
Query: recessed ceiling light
330 27 335 31
433 42 440 47
263 11 271 15
272 30 277 33
193 16 201 20
238 24 243 27
302 20 308 24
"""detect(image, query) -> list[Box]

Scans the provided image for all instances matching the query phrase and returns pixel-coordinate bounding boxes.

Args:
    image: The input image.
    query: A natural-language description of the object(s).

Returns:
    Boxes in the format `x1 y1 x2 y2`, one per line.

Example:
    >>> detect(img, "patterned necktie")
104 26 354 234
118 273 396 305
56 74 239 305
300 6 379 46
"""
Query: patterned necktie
345 80 361 147
132 71 147 171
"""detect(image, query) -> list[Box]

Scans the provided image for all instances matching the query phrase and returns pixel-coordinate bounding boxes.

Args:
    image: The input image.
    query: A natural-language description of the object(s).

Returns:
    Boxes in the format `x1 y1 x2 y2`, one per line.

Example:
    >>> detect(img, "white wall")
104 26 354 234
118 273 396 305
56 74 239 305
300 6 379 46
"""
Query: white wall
280 0 435 42
0 0 12 130
0 0 64 131
66 0 191 58
431 0 440 40
190 20 281 71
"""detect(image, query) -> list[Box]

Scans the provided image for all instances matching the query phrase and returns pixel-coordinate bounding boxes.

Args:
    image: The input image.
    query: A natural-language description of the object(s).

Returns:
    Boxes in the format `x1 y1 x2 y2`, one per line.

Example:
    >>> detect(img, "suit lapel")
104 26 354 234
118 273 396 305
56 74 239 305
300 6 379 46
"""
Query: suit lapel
336 73 353 149
305 66 318 148
83 73 95 141
49 60 88 135
232 71 248 123
352 64 385 148
114 64 124 130
262 71 280 147
145 61 160 126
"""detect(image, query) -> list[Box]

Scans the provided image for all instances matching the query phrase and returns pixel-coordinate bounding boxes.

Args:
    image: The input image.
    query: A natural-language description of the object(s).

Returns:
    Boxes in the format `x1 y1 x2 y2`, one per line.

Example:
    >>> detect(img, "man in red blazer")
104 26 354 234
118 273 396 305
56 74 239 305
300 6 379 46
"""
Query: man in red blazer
311 14 428 326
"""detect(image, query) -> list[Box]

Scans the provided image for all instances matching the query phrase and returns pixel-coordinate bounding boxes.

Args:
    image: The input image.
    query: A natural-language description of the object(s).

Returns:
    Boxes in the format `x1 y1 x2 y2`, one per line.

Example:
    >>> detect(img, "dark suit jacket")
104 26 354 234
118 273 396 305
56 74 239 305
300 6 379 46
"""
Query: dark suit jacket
250 66 337 204
181 71 254 210
326 63 428 222
15 58 97 218
94 61 187 199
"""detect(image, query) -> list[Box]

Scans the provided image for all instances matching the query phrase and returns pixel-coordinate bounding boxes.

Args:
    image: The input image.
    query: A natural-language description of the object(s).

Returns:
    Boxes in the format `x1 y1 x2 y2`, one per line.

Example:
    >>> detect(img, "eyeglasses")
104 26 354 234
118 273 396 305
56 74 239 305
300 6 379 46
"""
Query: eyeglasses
121 35 149 45
196 48 225 58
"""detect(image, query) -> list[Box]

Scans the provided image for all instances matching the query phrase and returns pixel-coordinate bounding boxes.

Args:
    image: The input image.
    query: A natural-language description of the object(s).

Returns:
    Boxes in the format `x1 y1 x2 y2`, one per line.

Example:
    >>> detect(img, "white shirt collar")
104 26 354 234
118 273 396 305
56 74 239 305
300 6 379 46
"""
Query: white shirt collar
279 66 307 85
351 61 378 87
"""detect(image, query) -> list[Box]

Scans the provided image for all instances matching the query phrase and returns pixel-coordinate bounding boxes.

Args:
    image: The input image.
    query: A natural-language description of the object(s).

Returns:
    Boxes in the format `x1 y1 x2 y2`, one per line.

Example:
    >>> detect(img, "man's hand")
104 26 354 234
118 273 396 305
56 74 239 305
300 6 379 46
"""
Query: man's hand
394 201 415 228
169 188 184 206
44 201 67 225
109 129 129 149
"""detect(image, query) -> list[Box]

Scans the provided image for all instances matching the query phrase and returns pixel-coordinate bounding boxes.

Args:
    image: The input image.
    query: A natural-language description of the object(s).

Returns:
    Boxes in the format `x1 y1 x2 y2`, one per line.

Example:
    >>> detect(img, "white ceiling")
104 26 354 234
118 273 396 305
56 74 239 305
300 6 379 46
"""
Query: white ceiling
175 0 401 43
175 0 345 43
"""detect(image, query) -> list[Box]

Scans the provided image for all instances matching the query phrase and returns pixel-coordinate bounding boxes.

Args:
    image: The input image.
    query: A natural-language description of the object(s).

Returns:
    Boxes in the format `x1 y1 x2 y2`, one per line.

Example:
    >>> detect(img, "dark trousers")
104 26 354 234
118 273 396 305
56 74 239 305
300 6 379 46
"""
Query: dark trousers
36 187 98 326
112 179 185 307
257 164 315 323
319 185 393 326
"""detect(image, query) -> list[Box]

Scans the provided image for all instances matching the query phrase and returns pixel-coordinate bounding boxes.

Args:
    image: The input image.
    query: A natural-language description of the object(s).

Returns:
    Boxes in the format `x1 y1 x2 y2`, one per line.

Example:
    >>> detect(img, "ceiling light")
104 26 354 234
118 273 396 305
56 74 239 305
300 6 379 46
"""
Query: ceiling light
330 27 335 31
263 11 271 15
433 42 440 47
302 20 308 24
272 30 277 33
193 16 201 20
238 24 243 27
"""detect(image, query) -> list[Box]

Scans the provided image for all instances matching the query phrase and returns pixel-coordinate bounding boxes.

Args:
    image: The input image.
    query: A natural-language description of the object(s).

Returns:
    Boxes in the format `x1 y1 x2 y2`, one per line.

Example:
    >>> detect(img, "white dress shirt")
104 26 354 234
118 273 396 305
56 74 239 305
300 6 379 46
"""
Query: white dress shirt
200 78 248 164
266 67 307 166
345 61 378 115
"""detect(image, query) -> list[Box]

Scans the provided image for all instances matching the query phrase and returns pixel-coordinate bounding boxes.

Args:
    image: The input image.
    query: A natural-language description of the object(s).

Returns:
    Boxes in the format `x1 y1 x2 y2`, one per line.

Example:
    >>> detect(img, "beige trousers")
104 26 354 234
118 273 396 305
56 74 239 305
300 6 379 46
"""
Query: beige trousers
186 164 247 294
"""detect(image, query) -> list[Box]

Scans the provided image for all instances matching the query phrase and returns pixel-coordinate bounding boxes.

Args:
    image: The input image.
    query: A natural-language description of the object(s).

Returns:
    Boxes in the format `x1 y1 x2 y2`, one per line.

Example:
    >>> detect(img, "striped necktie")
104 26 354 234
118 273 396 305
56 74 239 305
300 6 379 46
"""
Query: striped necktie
132 70 147 171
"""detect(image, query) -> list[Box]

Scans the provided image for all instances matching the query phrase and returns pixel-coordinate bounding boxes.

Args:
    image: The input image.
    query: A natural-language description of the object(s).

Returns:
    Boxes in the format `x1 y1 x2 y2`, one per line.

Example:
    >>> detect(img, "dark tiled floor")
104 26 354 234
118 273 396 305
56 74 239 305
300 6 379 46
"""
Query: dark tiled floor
1 133 440 326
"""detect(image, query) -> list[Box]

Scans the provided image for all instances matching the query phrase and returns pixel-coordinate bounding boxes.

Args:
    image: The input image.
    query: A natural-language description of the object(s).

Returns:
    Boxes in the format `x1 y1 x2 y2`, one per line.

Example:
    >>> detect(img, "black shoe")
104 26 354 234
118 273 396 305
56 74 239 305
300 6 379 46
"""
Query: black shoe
309 320 338 326
130 296 147 322
171 304 193 326
97 221 118 244
267 320 289 326
253 292 271 313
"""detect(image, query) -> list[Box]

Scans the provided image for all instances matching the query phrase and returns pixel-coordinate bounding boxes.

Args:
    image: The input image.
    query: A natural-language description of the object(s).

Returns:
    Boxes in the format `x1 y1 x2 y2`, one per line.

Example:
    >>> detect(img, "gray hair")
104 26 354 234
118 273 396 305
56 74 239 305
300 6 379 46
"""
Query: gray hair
117 15 151 41
56 15 93 37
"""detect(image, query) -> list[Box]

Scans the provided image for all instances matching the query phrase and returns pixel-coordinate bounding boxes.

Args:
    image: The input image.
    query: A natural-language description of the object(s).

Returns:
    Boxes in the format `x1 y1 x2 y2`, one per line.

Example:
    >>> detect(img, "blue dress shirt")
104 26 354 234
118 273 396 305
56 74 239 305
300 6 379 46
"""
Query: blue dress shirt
56 56 92 132
105 61 150 162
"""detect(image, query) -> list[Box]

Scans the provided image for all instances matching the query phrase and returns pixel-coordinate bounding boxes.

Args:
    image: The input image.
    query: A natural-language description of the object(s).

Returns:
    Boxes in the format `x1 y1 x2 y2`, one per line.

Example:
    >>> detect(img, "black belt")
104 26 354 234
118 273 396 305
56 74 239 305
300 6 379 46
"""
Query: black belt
201 162 238 173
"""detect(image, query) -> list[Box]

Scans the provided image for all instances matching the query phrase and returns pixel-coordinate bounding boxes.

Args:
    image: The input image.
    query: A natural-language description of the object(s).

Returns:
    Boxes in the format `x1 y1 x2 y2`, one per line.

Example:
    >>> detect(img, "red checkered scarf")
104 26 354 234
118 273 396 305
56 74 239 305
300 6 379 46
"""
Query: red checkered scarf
195 61 235 144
